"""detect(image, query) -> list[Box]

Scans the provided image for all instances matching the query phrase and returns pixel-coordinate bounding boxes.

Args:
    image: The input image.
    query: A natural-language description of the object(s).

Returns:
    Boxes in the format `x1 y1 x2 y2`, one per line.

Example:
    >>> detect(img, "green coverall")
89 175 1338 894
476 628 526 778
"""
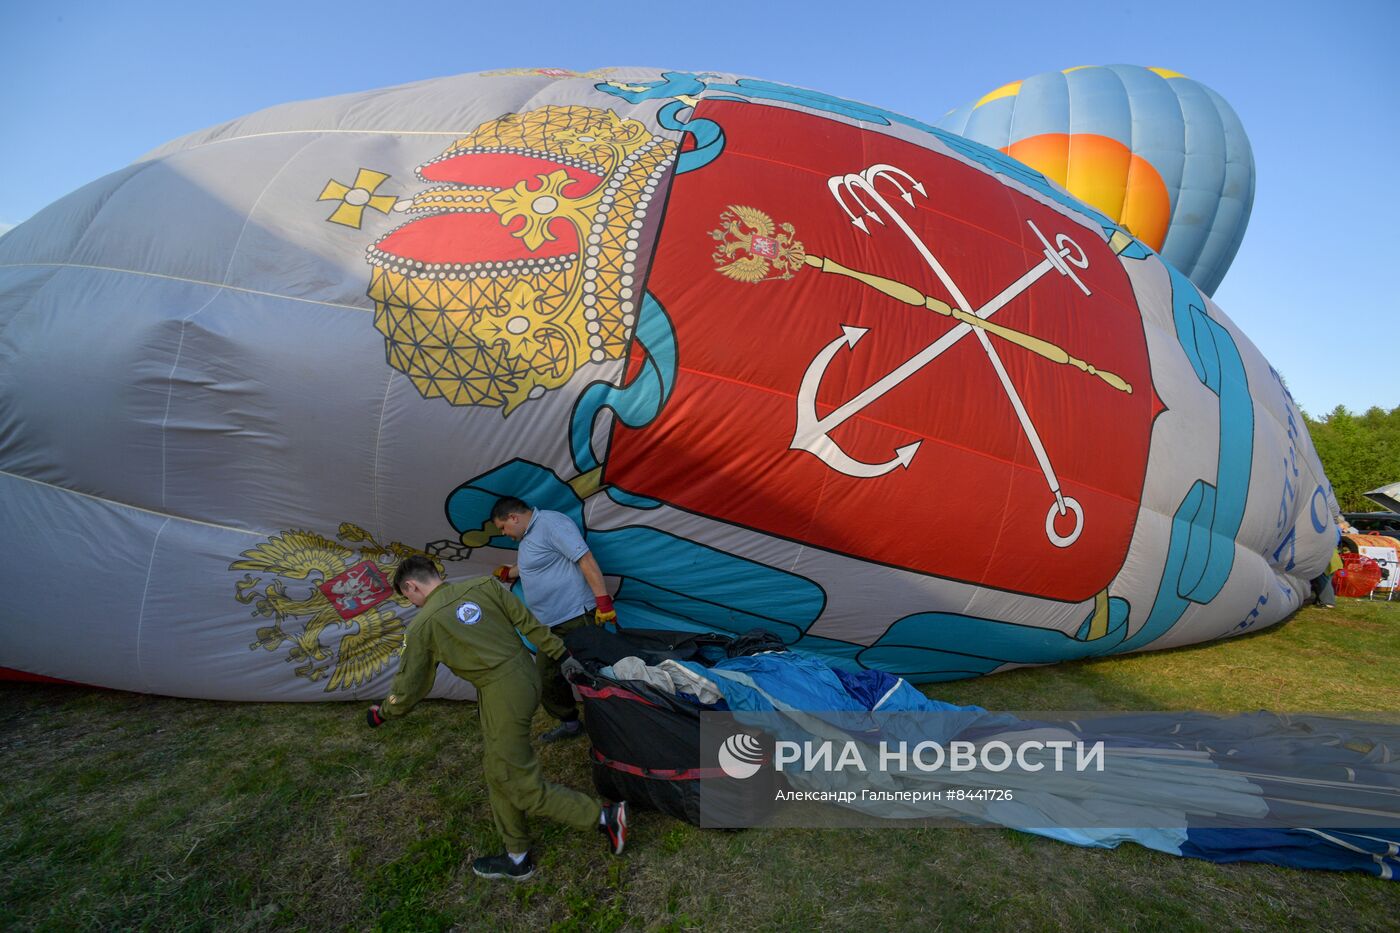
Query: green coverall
378 577 599 852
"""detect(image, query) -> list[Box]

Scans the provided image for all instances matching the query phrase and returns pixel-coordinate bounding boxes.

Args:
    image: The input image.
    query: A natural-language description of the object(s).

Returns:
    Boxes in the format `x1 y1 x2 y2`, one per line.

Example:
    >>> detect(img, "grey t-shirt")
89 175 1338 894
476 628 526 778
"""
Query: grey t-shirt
516 509 595 627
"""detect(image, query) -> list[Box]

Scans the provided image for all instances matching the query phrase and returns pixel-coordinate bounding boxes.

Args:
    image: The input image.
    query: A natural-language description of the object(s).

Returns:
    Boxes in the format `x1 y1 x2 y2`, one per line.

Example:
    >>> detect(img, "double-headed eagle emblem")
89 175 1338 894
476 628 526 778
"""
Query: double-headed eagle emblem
711 206 807 282
233 524 435 692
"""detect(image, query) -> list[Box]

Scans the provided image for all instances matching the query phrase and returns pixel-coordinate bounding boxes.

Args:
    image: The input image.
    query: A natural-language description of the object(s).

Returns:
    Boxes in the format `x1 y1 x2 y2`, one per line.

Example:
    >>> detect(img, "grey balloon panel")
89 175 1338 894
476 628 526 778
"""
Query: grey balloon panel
0 470 476 702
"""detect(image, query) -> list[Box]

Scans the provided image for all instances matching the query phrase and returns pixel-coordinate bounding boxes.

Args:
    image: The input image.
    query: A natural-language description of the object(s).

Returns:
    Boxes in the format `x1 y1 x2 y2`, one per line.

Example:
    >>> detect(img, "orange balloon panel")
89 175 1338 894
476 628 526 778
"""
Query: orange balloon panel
1003 134 1170 252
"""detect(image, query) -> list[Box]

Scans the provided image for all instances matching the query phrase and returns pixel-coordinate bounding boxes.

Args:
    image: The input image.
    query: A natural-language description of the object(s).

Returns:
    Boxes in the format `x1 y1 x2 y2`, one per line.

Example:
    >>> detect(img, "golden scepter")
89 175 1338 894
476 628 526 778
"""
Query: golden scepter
710 205 1132 396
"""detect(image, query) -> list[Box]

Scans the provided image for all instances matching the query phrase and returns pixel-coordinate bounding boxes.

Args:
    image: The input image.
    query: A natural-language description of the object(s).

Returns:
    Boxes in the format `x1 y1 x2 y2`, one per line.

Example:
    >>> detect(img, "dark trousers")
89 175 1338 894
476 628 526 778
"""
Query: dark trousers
537 612 595 722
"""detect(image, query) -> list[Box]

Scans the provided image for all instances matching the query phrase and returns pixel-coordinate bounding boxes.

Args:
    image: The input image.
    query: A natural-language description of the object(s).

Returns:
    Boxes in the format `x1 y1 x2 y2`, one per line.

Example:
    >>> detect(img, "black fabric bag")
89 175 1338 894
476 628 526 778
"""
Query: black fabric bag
563 625 732 668
562 627 776 826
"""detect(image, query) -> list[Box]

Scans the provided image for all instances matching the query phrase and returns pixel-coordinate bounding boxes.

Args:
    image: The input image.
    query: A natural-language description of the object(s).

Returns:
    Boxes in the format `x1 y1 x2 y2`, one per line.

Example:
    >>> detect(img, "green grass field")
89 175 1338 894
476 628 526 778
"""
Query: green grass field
3 599 1399 932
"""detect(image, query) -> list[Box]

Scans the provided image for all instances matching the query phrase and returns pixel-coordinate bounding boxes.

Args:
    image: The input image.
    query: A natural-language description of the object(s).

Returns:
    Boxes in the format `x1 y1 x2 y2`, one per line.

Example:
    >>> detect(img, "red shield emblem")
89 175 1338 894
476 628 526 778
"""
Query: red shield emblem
604 101 1160 602
749 235 779 258
319 560 394 620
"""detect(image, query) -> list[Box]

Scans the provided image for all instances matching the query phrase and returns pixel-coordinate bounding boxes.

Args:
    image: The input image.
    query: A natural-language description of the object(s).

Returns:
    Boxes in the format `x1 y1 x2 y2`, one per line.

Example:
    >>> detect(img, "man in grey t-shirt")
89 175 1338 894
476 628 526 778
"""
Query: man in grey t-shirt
491 496 617 742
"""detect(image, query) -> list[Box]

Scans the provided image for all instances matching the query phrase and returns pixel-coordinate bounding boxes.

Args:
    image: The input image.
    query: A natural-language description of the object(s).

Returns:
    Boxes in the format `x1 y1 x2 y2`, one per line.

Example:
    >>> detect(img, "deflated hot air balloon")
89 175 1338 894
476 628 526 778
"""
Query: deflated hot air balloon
938 65 1255 296
0 67 1333 701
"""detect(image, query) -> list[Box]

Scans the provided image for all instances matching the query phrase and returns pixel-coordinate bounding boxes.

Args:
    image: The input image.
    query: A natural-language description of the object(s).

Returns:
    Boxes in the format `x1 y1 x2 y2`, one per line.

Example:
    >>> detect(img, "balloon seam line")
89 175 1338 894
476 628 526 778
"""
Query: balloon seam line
134 518 170 694
139 128 473 160
0 262 372 313
0 468 264 536
371 372 395 536
159 321 191 511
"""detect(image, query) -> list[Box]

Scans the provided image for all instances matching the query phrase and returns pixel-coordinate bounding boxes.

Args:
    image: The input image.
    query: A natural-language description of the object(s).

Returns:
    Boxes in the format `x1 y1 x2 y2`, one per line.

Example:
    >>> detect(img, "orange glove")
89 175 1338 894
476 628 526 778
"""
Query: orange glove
493 565 514 584
594 594 617 626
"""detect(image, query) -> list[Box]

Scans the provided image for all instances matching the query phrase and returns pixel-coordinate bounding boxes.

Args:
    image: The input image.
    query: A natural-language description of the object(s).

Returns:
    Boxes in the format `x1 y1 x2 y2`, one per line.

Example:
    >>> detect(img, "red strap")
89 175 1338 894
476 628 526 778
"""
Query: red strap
590 746 730 781
575 683 660 707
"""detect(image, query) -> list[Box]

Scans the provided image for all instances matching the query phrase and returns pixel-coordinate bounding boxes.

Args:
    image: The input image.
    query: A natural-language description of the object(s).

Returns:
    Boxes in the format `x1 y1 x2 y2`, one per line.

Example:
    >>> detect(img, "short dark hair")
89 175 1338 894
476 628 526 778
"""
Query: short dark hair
490 496 530 522
392 554 442 595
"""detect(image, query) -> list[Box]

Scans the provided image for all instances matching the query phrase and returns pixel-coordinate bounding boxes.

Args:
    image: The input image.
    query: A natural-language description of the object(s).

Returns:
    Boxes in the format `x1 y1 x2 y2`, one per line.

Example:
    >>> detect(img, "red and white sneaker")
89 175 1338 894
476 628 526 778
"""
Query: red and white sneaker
600 801 628 855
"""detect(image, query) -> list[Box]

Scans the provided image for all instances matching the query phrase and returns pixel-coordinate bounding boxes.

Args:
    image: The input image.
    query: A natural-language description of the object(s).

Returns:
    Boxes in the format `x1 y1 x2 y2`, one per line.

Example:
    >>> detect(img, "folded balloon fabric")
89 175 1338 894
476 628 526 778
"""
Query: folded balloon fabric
608 650 1400 880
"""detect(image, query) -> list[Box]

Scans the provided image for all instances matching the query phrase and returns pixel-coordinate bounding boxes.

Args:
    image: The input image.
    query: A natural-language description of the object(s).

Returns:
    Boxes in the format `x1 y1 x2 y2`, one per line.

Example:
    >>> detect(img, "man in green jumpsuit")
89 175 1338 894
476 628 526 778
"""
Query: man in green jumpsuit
365 555 628 881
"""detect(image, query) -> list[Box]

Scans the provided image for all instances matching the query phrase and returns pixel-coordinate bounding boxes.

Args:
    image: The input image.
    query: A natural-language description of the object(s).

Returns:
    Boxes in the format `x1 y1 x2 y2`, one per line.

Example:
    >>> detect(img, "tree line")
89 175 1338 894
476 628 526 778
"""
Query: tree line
1305 405 1400 513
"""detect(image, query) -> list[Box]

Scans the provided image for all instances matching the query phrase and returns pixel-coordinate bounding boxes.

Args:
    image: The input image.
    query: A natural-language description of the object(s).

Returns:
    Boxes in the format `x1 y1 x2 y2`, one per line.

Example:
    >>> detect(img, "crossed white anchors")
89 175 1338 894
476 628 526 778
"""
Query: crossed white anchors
792 163 1111 549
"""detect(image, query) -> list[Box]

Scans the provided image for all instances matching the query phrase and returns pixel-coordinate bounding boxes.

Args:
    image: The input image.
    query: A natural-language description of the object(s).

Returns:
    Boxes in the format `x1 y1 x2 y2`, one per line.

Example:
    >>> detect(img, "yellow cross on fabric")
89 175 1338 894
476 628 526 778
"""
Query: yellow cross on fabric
318 169 397 228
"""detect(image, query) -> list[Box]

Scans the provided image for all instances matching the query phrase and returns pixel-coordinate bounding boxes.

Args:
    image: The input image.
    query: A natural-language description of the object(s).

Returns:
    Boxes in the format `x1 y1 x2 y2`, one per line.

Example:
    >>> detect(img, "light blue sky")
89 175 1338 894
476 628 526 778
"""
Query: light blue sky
4 0 1395 417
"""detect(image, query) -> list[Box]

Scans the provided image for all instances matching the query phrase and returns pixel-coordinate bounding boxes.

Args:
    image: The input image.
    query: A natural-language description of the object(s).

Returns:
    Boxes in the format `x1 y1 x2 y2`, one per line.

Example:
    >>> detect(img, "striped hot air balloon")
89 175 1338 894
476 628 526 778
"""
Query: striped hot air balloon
938 65 1254 296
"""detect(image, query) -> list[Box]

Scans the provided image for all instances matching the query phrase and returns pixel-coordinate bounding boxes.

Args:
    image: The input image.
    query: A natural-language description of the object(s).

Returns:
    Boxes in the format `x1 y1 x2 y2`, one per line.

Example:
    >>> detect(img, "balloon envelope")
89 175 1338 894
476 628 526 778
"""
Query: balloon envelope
0 67 1330 700
938 65 1255 296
